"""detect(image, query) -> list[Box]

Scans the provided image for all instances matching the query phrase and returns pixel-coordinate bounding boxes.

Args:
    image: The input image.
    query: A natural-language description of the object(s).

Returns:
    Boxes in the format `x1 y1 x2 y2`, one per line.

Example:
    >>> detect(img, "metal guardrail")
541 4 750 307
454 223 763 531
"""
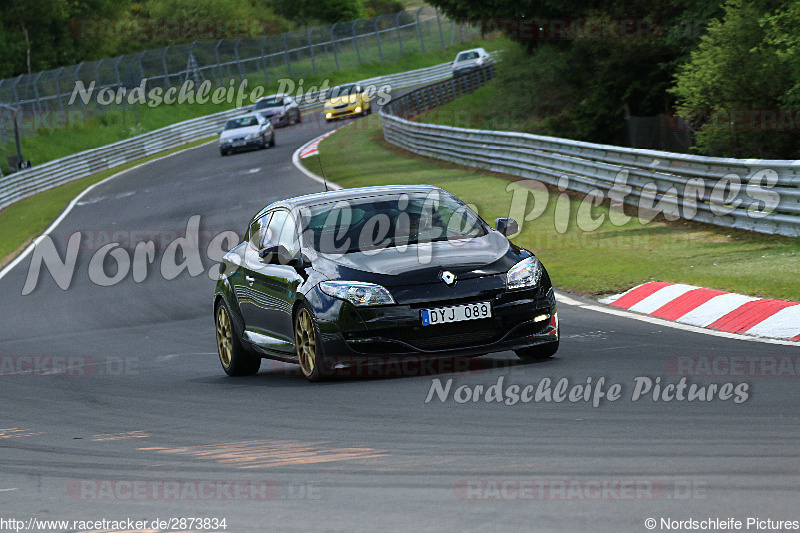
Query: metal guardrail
380 68 800 237
0 59 466 212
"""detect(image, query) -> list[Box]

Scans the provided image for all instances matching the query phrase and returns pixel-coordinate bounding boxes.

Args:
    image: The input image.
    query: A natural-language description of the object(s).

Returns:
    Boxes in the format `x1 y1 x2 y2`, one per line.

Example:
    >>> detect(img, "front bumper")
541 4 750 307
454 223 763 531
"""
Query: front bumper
262 114 287 127
325 104 362 120
220 137 263 151
309 275 558 369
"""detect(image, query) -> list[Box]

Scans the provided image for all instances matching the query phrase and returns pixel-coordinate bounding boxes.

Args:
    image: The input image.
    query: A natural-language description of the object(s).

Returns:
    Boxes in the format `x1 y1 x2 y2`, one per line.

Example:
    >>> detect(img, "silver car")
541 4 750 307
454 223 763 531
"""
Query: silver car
252 94 302 127
219 114 275 156
452 47 490 77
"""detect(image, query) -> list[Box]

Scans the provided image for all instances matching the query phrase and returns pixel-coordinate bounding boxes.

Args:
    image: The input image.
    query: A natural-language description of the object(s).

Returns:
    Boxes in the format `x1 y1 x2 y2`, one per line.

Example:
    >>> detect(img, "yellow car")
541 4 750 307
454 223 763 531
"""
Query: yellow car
323 83 372 122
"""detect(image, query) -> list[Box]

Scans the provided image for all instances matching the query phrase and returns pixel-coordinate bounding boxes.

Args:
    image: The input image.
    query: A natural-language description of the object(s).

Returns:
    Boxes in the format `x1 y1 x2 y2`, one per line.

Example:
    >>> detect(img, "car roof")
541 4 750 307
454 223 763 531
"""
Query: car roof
457 48 487 55
228 113 262 120
254 185 445 219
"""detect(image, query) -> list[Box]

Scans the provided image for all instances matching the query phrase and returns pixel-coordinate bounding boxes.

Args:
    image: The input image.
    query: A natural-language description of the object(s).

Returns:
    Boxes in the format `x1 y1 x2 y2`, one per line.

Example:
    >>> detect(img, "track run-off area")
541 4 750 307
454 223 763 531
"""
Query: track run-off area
0 105 798 532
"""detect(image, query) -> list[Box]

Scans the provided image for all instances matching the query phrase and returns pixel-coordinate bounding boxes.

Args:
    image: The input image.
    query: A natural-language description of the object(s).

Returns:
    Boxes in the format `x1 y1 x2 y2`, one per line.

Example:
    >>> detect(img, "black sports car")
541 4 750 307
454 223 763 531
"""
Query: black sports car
213 185 559 380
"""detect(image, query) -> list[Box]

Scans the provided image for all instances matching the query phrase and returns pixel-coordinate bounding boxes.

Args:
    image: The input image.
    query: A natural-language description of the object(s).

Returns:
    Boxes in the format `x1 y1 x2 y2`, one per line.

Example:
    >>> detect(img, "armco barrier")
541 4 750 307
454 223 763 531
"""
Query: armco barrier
380 71 800 237
0 59 467 212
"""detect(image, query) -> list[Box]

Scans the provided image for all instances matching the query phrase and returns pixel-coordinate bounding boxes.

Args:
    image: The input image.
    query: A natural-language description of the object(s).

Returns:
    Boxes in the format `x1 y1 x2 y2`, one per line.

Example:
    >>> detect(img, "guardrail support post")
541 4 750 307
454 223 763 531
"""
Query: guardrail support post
435 9 445 50
307 28 317 74
283 35 293 78
160 47 171 89
214 41 224 84
395 13 404 56
259 37 270 83
330 24 340 70
416 7 426 54
352 20 362 65
375 19 384 62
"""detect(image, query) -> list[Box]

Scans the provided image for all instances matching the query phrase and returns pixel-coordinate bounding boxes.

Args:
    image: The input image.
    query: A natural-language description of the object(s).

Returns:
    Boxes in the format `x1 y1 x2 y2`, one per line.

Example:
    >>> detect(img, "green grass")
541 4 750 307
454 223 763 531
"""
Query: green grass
1 36 504 174
308 115 800 301
0 136 214 268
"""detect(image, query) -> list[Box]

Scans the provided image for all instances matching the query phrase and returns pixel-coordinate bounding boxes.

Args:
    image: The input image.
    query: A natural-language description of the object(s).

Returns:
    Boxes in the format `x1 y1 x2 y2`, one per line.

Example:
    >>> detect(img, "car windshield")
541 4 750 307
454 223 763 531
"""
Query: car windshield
326 85 358 99
456 51 480 61
254 97 283 109
300 191 487 254
224 116 259 129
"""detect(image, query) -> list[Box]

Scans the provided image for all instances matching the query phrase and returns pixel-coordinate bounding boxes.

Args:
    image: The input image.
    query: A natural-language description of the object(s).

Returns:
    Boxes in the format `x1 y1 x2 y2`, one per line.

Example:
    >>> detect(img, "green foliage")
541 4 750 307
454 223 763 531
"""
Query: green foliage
672 0 800 158
271 0 364 24
763 1 800 107
363 0 406 18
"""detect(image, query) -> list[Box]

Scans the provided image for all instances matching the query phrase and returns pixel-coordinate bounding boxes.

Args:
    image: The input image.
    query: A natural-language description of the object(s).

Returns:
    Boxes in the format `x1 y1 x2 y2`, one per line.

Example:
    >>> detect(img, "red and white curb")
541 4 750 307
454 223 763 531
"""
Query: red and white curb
600 282 800 342
298 130 337 158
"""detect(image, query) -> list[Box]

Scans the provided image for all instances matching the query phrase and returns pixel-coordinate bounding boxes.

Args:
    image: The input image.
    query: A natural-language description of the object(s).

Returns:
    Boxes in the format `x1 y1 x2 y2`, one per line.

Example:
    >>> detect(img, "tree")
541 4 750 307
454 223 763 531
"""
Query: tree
672 0 798 158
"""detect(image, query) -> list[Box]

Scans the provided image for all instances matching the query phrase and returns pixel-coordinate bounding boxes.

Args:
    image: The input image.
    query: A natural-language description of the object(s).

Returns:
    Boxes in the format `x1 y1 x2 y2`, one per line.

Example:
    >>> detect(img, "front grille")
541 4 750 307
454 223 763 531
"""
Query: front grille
410 329 497 349
334 103 349 109
392 319 499 351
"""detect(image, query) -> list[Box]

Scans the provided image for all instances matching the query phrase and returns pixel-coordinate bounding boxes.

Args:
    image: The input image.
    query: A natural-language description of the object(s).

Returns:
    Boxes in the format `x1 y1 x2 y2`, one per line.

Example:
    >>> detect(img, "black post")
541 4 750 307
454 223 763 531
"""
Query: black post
13 109 22 166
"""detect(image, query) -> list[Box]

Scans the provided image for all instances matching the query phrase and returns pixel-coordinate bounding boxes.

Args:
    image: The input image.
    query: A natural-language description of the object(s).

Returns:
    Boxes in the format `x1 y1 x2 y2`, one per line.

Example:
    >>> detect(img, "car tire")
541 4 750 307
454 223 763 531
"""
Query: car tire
294 305 329 382
514 335 559 363
220 148 228 156
215 300 261 376
297 111 302 123
269 133 275 147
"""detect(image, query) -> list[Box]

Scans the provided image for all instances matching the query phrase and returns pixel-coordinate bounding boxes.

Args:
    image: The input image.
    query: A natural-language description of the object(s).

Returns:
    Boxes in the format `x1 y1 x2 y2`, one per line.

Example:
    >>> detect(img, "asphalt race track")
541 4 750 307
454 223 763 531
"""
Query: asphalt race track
1 108 798 533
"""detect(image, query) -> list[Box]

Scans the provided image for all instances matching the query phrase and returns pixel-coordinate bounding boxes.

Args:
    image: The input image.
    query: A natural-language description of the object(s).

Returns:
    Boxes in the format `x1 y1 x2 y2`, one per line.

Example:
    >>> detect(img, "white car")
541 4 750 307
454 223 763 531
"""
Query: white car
451 48 490 77
219 114 275 156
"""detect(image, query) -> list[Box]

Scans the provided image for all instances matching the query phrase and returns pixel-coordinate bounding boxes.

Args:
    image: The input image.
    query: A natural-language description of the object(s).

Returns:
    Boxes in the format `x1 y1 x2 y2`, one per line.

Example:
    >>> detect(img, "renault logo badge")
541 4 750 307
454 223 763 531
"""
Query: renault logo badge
440 270 456 286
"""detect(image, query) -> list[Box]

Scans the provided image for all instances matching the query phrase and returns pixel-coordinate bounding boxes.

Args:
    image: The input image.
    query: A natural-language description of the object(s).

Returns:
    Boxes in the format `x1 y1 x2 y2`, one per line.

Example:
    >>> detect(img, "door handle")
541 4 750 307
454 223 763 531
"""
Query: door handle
245 276 254 285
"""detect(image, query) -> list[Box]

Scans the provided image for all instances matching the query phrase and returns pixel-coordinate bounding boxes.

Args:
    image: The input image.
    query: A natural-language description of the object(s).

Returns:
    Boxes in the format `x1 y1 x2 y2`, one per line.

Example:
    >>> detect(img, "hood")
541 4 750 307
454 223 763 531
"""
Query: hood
220 125 261 140
309 230 527 287
453 58 483 69
327 94 358 106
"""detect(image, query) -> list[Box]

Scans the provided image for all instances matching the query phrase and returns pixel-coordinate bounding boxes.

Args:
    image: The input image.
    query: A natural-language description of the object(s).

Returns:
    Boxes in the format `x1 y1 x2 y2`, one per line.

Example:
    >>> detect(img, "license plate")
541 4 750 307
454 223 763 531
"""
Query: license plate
421 302 492 326
232 140 246 147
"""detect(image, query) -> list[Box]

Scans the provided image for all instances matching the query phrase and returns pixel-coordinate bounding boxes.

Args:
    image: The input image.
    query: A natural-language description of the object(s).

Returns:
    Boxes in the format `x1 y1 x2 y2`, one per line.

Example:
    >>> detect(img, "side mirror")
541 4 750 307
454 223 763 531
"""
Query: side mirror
495 217 519 237
259 245 301 267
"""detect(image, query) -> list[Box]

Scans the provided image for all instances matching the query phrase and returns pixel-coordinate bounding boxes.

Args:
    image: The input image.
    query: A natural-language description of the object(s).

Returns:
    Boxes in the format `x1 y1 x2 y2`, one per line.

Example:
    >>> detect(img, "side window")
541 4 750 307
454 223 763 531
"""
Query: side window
263 210 299 256
248 213 271 249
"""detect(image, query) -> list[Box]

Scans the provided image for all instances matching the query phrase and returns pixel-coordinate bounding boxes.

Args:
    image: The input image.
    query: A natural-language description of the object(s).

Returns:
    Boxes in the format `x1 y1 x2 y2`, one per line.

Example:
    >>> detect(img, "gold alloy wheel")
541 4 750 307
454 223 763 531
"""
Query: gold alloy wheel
216 305 233 368
295 308 317 376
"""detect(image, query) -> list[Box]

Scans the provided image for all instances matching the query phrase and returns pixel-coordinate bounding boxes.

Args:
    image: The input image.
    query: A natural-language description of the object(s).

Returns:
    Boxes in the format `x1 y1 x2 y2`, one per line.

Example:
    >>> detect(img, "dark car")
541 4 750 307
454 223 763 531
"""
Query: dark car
252 94 301 127
219 113 275 156
213 185 559 381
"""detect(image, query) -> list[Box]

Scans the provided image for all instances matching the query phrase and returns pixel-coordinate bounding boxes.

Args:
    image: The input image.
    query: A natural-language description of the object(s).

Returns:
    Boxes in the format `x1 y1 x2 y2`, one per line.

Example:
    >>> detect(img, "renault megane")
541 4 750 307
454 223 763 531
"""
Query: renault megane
213 185 559 380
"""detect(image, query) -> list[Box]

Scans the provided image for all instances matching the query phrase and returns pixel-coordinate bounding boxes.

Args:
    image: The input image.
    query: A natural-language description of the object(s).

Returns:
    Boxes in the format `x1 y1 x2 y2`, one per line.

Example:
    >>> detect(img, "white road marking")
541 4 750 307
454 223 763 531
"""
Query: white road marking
745 304 800 339
627 283 697 314
555 290 800 346
0 140 217 284
677 293 759 327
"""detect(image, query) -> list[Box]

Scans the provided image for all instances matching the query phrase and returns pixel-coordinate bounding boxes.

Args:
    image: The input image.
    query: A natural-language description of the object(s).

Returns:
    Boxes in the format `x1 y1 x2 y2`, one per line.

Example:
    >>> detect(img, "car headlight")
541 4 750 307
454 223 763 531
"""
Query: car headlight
245 132 261 140
219 138 231 144
319 281 396 306
324 104 332 110
506 256 542 289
